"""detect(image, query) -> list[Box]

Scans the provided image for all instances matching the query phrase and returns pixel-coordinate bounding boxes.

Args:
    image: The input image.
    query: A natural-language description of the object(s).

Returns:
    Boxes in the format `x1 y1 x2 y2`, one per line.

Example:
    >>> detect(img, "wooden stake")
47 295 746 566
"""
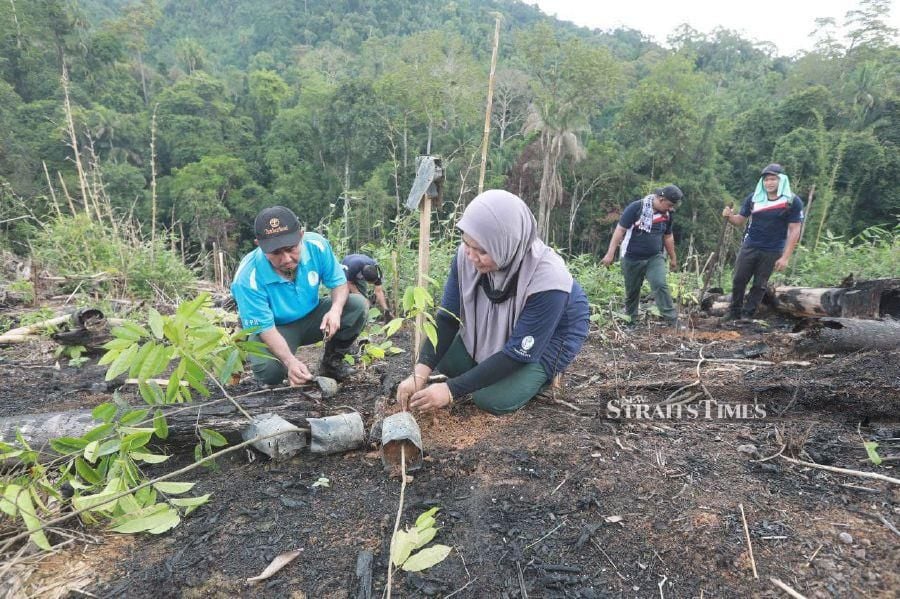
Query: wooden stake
478 13 502 195
57 172 76 216
413 194 431 363
739 503 758 579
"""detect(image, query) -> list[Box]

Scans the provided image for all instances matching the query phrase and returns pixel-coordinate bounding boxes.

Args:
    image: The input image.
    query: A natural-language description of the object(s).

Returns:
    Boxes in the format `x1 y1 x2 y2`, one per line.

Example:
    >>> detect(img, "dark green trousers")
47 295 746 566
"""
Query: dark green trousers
434 334 548 415
621 254 677 323
250 294 367 384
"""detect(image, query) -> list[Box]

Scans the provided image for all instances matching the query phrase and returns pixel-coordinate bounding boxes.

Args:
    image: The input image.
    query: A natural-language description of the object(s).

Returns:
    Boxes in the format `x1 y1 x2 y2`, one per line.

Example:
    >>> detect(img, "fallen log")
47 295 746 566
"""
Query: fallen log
772 278 900 319
792 317 900 355
0 392 327 458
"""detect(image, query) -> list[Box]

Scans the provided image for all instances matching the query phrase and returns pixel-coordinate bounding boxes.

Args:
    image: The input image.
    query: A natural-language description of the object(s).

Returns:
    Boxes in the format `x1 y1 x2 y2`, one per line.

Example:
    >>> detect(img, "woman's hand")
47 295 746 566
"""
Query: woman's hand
396 375 425 410
408 383 453 413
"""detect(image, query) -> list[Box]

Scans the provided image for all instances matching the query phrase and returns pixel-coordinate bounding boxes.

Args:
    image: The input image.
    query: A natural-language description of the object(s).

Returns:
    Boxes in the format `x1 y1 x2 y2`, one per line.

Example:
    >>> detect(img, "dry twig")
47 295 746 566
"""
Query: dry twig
738 503 758 579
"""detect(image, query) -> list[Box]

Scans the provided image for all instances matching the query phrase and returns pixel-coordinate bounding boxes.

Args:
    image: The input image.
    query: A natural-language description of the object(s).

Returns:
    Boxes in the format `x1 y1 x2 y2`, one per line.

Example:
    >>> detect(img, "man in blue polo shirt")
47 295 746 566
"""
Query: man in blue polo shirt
231 206 367 385
722 163 804 320
601 185 683 326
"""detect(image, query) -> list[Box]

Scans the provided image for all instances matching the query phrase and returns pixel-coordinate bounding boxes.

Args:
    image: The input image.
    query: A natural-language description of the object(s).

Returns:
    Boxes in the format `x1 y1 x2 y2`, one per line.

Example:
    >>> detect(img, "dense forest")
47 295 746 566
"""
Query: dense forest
0 0 897 269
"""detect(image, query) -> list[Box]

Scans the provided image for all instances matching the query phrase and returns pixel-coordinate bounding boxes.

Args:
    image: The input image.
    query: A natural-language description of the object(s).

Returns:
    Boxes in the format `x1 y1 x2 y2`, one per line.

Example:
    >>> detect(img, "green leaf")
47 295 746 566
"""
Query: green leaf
413 525 437 549
423 321 438 351
121 431 152 452
50 436 89 454
137 343 164 380
110 504 180 534
98 348 121 367
103 337 135 351
83 440 99 463
401 545 452 572
105 343 139 381
113 322 150 341
390 529 418 567
129 452 170 464
153 481 195 495
218 347 241 384
415 507 440 528
864 441 882 466
91 402 117 423
402 287 415 313
138 380 165 406
199 428 227 448
1 484 22 516
170 493 211 515
119 409 149 426
83 422 115 443
74 457 102 485
15 489 51 550
128 342 155 379
96 439 121 458
153 409 169 440
148 309 165 339
413 286 432 310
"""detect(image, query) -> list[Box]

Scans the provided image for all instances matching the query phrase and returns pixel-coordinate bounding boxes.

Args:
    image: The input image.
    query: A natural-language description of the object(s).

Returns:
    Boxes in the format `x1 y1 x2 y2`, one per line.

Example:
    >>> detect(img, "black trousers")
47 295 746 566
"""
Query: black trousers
729 246 780 317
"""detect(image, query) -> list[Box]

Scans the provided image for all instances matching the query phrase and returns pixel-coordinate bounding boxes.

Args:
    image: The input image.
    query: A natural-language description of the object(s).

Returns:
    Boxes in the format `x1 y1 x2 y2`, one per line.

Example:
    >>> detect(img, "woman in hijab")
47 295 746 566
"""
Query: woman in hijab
397 190 590 415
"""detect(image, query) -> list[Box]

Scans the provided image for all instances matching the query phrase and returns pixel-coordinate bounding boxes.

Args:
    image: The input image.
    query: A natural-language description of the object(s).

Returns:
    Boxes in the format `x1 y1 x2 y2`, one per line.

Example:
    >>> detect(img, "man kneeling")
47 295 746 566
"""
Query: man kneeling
231 206 366 385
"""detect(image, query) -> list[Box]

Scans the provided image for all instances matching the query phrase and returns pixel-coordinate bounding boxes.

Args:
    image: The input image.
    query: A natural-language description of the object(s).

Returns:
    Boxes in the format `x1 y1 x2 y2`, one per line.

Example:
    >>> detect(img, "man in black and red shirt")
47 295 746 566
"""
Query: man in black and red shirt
722 163 804 320
601 185 682 325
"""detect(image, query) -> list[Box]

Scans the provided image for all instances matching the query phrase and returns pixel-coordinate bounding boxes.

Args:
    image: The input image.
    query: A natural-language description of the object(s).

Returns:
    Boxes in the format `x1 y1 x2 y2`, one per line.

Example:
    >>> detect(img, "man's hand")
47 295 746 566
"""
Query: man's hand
774 256 789 272
722 205 734 218
320 308 341 339
381 309 395 323
408 382 452 413
396 375 425 410
600 253 614 267
285 357 312 386
669 257 677 270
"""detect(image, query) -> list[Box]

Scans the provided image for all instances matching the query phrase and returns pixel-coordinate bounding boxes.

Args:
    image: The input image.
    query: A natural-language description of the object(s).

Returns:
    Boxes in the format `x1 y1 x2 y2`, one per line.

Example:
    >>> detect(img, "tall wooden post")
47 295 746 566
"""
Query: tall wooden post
478 13 502 195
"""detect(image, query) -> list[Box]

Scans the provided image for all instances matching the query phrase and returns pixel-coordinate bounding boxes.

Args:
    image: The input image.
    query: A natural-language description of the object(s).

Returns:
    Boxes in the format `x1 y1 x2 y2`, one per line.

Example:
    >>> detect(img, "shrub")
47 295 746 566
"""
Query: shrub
32 215 195 299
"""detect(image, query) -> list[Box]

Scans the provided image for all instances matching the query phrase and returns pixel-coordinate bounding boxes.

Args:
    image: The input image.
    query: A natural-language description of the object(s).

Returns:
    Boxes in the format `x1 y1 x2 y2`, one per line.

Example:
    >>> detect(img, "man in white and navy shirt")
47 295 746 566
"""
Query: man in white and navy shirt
231 206 366 385
601 185 683 326
722 163 804 320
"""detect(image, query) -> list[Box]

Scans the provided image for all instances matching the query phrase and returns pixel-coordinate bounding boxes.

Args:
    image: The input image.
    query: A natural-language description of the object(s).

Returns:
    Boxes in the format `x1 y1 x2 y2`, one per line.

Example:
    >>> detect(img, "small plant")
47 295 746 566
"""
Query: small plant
389 507 452 572
349 307 405 368
863 441 883 466
99 293 268 406
54 344 89 367
8 279 34 303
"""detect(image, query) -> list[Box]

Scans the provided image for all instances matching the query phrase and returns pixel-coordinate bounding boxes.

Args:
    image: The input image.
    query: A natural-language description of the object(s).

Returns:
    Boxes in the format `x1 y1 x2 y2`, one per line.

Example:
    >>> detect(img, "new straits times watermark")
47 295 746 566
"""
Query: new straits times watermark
607 395 767 420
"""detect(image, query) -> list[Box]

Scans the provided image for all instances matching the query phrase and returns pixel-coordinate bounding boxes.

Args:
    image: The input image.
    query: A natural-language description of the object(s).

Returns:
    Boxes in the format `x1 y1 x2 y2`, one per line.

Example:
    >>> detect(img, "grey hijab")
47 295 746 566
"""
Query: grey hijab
456 190 573 362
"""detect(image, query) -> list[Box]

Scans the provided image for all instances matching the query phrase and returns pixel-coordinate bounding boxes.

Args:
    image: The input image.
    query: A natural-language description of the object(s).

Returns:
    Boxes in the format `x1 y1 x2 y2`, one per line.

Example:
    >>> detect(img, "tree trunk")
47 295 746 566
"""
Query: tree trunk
1 393 327 459
772 279 899 319
792 317 900 355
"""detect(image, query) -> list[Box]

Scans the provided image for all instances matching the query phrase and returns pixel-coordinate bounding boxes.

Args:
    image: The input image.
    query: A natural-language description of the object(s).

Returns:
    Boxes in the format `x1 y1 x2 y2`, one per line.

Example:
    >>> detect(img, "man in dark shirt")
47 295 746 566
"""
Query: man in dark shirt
601 185 683 326
340 253 393 321
722 163 804 320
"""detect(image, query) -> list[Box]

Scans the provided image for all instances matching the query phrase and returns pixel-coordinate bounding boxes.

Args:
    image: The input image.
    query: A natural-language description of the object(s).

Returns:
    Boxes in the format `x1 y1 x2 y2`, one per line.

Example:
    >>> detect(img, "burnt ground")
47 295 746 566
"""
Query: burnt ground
1 315 899 598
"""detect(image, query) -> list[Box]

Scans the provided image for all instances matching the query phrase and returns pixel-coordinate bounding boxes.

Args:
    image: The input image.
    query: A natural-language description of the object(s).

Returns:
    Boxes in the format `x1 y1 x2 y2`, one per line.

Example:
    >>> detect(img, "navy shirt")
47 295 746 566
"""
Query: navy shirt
739 193 804 252
618 199 673 259
341 254 382 284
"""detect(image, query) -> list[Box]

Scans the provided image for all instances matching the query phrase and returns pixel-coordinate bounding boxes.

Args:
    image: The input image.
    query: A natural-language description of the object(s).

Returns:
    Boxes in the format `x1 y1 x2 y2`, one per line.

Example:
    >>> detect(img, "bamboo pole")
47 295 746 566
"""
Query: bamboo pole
477 13 502 195
150 104 159 247
60 65 94 221
413 195 431 363
42 161 61 218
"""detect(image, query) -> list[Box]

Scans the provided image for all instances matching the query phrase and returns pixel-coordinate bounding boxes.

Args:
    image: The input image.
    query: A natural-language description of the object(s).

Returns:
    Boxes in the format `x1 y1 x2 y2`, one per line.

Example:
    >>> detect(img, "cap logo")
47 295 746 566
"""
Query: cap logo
264 217 290 236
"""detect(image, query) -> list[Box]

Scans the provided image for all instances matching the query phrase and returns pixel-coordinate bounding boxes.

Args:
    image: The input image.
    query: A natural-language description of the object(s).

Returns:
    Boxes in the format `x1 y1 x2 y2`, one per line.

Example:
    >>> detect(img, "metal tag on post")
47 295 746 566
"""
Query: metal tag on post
405 156 444 210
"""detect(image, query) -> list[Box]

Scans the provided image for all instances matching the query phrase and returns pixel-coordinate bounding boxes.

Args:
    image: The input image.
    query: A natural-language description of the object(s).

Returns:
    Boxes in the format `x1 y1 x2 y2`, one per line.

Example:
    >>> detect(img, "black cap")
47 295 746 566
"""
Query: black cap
361 263 382 284
761 163 784 176
656 185 683 203
254 206 302 253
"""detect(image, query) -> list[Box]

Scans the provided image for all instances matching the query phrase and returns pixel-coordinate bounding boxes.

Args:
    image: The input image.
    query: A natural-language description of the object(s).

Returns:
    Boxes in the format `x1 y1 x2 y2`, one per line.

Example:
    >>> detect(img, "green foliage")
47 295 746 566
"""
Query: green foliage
863 441 883 466
32 215 195 299
390 507 452 572
99 293 267 405
781 224 900 287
